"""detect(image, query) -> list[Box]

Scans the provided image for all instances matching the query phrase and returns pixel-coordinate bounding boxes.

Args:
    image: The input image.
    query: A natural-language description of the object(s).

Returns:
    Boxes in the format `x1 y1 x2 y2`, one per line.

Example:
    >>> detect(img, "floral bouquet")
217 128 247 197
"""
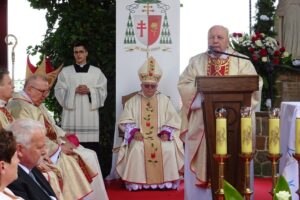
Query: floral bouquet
230 32 292 75
230 32 293 110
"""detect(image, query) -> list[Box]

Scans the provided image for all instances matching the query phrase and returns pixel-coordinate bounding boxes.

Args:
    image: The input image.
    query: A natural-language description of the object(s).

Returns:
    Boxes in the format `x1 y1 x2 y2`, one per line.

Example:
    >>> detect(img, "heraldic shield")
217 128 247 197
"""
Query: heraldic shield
134 15 162 46
123 1 172 49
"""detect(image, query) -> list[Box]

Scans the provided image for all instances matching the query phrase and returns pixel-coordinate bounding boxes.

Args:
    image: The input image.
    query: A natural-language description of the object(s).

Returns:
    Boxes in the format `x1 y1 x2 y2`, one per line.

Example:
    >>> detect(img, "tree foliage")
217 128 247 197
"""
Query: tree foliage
253 0 277 37
26 0 116 175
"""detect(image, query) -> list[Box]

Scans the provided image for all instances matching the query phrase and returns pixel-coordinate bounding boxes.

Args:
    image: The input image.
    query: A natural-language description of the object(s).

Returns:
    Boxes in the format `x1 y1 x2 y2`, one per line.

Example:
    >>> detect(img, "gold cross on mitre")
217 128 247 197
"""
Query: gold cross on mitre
26 56 63 88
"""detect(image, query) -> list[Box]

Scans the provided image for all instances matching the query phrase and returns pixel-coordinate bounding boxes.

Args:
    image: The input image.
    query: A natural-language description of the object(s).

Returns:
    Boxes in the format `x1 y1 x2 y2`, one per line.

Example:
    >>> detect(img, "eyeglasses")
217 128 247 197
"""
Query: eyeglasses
208 35 225 40
143 84 157 89
31 86 50 96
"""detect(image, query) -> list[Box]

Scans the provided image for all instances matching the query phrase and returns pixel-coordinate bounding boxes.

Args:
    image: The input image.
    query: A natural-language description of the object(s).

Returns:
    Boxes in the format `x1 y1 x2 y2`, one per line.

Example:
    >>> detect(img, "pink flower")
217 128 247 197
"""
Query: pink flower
248 47 255 53
255 32 262 39
259 49 268 56
273 50 280 56
251 36 257 42
279 47 286 52
233 32 243 37
252 55 258 62
272 57 280 64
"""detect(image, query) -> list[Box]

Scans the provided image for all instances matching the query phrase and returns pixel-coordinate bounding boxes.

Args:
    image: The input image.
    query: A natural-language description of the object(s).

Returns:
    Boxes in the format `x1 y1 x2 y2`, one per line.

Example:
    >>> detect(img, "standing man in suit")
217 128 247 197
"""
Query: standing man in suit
7 119 58 200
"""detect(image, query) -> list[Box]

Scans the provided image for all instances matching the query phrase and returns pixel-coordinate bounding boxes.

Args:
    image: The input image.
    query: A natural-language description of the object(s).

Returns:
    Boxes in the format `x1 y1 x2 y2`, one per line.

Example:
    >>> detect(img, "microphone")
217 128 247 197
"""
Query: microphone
207 46 214 55
207 46 250 60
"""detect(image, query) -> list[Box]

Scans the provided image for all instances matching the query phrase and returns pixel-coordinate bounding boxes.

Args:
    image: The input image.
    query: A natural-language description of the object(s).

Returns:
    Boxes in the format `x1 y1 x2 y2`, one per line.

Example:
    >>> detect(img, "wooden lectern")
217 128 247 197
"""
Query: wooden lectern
196 75 259 199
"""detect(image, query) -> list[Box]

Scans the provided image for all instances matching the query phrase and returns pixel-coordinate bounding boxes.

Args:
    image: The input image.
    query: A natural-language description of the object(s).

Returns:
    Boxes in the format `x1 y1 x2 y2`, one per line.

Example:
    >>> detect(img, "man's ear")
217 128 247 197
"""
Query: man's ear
16 143 23 158
0 161 5 174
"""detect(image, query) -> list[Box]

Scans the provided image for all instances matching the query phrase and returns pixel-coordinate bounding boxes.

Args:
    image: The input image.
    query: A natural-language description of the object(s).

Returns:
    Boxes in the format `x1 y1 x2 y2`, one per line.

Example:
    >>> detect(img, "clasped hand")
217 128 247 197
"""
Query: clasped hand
133 132 169 141
133 132 144 141
75 84 90 95
61 141 76 155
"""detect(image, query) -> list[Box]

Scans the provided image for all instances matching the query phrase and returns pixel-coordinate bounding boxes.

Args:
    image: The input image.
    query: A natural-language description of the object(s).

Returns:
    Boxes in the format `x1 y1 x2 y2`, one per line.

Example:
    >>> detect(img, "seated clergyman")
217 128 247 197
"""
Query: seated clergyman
116 56 184 191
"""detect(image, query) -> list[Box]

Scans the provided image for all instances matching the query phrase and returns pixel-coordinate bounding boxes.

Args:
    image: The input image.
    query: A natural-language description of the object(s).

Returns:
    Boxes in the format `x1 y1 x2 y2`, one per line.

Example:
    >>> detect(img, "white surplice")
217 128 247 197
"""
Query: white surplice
54 65 107 142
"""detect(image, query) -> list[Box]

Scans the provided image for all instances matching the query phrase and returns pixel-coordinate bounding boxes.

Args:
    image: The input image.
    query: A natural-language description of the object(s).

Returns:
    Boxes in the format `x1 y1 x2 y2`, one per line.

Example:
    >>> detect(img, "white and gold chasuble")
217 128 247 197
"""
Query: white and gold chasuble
116 92 184 187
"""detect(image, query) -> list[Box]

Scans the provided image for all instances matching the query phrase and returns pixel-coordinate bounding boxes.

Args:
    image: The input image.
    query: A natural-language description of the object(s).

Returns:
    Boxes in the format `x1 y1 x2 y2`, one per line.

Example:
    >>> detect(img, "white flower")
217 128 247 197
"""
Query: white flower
238 37 244 43
255 40 263 47
283 51 289 57
275 191 291 200
265 99 272 109
261 57 268 62
260 15 270 21
265 37 278 48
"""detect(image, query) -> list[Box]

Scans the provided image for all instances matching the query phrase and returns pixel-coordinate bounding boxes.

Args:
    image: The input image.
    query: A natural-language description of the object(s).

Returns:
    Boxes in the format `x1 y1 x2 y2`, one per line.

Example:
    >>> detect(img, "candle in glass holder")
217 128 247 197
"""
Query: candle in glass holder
215 108 227 155
240 107 252 154
241 117 252 153
268 108 280 154
269 118 280 154
216 118 227 154
296 118 300 154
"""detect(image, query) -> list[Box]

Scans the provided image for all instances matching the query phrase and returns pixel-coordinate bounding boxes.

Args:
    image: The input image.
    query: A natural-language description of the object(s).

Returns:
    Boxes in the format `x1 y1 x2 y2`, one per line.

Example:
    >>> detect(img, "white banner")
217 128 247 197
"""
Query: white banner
107 0 180 179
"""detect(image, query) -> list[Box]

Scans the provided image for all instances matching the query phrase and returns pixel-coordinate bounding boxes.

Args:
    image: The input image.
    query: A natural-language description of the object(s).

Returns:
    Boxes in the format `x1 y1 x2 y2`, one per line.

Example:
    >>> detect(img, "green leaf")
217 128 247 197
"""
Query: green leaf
273 175 291 200
224 180 244 200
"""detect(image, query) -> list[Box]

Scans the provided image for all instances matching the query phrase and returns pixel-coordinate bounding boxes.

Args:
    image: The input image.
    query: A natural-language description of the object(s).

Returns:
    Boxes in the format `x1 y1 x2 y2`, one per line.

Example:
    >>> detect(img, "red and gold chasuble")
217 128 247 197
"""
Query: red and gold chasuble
141 96 164 184
0 107 14 123
42 113 94 183
207 56 230 76
43 116 58 142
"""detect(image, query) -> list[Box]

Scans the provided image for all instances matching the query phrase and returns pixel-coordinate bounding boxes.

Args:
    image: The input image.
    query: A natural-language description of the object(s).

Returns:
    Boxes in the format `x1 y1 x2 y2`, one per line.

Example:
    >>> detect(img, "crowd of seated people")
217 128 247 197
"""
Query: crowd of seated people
0 68 108 200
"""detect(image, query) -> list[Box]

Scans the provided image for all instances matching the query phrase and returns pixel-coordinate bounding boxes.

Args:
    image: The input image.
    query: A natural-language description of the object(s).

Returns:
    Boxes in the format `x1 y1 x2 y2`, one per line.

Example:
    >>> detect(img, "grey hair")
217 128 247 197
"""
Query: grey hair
24 74 48 89
6 119 46 148
208 25 229 38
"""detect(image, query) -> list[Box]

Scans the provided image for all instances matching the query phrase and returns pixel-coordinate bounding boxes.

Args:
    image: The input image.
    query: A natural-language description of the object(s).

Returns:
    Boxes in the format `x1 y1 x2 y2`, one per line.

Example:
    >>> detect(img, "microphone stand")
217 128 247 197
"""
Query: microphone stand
208 49 251 60
265 62 278 109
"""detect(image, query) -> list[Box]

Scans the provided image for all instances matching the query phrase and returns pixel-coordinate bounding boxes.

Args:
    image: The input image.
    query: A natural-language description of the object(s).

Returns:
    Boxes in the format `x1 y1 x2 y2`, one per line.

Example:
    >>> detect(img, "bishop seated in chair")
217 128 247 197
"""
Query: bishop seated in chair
116 56 184 191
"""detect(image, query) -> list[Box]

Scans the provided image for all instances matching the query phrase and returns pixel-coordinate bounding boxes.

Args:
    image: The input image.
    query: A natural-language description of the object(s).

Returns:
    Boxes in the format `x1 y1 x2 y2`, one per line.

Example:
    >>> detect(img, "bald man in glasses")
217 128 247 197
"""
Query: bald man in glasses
116 56 184 191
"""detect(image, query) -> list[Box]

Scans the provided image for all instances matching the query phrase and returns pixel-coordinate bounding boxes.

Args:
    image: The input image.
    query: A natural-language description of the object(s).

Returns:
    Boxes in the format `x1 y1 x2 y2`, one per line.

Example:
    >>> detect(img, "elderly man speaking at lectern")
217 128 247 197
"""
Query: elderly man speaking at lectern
178 25 262 200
